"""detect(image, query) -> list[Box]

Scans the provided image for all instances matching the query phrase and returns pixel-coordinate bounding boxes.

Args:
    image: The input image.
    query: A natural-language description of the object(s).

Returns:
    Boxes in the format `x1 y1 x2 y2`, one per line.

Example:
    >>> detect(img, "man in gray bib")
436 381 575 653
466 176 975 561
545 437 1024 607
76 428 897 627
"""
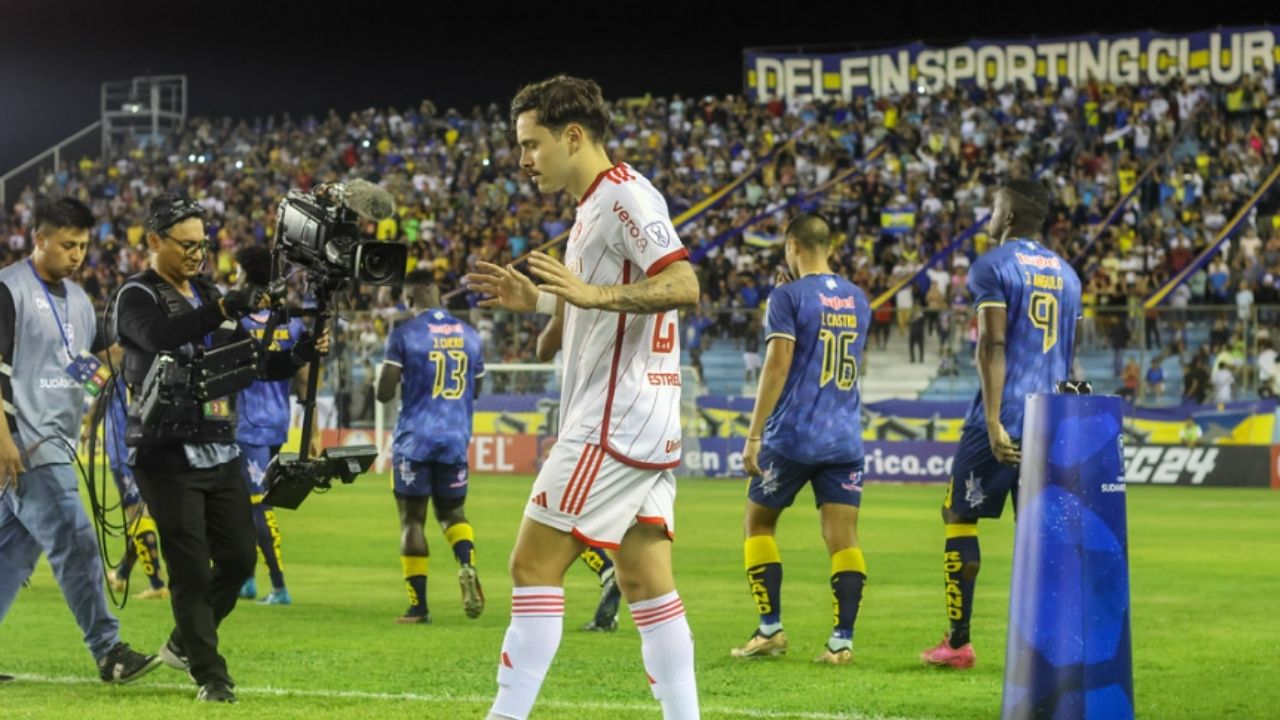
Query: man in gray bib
0 197 161 684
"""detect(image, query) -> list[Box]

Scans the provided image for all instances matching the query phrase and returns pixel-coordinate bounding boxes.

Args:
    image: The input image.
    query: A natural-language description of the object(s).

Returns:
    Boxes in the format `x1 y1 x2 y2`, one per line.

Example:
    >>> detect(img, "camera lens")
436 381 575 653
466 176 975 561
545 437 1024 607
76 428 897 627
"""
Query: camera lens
355 242 407 286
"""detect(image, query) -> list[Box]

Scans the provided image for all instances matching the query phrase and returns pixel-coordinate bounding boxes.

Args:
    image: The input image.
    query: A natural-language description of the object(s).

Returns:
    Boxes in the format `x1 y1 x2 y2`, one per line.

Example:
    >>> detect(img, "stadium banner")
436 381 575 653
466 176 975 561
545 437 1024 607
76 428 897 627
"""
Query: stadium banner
682 435 1275 487
296 426 1275 487
744 27 1280 103
304 428 542 475
682 438 955 481
694 397 1277 446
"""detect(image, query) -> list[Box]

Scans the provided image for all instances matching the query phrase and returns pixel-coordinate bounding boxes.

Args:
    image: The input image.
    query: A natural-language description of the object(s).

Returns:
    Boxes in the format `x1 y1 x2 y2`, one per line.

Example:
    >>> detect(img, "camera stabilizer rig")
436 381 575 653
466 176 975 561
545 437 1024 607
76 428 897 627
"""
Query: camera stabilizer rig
259 180 406 509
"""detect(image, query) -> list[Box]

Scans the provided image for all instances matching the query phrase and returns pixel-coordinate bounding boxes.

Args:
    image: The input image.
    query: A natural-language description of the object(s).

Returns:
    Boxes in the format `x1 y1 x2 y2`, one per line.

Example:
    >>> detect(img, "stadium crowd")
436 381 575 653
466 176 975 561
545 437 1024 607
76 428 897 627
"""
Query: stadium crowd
3 74 1280 400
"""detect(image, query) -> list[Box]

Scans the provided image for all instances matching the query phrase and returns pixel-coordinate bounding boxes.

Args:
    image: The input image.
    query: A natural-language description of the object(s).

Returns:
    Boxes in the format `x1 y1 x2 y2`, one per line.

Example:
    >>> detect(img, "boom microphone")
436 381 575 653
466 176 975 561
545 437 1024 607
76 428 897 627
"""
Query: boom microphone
345 179 396 220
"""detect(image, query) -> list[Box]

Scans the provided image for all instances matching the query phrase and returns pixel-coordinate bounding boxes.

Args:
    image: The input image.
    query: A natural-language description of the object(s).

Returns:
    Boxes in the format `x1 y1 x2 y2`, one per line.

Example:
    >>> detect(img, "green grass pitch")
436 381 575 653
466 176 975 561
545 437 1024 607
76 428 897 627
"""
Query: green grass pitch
2 475 1277 719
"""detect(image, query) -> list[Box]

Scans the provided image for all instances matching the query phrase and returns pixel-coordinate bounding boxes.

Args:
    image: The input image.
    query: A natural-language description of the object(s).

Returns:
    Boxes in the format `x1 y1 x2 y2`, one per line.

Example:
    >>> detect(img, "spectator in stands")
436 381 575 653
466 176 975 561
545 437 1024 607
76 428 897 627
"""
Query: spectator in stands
937 346 959 377
908 307 926 364
1118 356 1141 401
925 283 946 340
871 299 892 350
1 77 1275 404
1209 317 1231 350
1235 279 1255 324
1211 358 1235 403
1109 319 1131 378
1180 418 1204 446
1145 357 1166 401
683 301 713 387
1183 350 1210 404
1258 339 1279 399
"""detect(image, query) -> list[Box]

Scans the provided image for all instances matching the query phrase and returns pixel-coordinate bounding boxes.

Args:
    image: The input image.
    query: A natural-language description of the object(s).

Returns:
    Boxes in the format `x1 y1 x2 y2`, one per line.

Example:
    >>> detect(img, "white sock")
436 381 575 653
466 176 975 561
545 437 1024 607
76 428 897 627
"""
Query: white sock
490 586 564 720
631 591 700 720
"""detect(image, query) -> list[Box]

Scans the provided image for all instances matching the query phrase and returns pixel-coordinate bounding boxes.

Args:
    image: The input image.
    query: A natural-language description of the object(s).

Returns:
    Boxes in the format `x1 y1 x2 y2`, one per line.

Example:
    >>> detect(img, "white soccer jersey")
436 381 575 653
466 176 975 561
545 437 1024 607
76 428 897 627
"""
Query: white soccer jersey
556 163 689 469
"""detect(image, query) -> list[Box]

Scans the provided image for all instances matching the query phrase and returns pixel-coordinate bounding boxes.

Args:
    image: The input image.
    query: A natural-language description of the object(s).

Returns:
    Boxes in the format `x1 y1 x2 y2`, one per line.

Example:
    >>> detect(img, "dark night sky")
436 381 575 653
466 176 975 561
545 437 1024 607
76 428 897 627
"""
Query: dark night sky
0 1 1266 171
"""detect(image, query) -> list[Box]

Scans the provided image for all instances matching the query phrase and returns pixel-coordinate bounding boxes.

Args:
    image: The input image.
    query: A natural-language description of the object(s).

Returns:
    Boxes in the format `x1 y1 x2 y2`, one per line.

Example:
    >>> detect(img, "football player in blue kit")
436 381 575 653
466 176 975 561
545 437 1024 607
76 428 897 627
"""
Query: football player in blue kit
920 180 1081 669
731 214 872 665
376 270 485 623
233 247 321 606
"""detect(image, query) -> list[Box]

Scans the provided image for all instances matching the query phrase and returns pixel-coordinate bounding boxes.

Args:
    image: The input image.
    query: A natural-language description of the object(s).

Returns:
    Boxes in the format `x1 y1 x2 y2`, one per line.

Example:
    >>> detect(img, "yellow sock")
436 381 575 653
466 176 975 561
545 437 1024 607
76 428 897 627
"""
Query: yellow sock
401 556 428 610
743 535 781 570
831 547 867 575
444 522 476 566
945 524 979 539
401 555 428 578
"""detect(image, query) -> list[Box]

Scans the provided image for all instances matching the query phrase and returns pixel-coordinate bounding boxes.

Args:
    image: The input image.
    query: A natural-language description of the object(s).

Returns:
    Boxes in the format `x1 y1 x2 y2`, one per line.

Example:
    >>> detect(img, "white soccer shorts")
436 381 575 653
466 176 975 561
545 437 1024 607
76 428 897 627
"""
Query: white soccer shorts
524 440 676 549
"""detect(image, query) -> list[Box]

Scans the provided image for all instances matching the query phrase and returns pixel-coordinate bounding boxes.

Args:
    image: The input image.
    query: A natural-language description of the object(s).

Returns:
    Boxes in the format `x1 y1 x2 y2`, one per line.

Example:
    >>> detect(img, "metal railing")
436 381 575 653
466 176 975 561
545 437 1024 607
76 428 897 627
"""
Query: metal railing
0 122 102 208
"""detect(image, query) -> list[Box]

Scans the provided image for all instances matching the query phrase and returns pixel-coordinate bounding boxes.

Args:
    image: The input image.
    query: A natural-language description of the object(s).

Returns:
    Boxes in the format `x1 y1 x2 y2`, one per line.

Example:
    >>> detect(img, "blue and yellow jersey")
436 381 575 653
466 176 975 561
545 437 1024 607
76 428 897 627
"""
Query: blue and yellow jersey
237 313 305 446
964 239 1082 437
762 274 871 465
385 309 484 465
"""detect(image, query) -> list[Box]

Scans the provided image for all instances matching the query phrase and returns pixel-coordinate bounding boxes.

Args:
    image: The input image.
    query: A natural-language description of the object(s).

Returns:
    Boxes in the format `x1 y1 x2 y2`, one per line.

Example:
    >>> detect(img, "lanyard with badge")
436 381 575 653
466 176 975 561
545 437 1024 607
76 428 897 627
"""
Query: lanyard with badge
28 260 110 396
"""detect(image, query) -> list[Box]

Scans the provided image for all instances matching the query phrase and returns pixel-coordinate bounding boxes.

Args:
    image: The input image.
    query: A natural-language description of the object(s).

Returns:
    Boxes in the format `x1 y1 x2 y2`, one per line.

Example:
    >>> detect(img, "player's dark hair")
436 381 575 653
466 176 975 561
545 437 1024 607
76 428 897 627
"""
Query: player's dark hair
404 269 436 288
235 246 273 286
511 75 612 143
35 196 94 233
403 269 439 309
1001 179 1050 230
784 213 832 251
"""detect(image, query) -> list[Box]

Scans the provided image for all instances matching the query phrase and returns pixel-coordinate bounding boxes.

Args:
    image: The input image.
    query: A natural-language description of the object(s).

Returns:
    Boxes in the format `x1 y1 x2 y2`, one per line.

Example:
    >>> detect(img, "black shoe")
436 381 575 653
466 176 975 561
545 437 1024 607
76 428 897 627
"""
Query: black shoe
583 574 621 632
98 642 162 683
0 673 13 682
395 607 431 624
196 681 237 703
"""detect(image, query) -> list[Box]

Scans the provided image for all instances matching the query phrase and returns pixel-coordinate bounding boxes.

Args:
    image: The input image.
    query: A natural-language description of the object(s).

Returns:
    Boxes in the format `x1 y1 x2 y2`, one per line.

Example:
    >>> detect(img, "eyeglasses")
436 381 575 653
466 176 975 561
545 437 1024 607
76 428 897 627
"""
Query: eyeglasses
163 234 207 256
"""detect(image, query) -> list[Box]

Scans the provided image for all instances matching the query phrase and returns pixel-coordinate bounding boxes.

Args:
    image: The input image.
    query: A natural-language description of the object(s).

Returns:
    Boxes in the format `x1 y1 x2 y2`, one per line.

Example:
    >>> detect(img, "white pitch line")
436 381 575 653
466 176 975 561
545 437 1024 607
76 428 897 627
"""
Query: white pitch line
11 673 931 720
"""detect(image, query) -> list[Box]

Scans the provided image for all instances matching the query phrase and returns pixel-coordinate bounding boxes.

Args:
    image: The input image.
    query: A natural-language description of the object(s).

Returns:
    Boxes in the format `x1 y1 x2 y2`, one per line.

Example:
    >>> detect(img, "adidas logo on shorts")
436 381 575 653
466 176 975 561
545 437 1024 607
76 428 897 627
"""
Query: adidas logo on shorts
530 492 548 508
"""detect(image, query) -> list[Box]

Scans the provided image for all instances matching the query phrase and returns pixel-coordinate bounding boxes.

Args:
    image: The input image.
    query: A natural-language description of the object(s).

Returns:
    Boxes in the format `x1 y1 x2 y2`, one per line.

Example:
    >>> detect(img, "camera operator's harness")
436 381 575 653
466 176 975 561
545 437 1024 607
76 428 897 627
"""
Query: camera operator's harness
115 271 260 447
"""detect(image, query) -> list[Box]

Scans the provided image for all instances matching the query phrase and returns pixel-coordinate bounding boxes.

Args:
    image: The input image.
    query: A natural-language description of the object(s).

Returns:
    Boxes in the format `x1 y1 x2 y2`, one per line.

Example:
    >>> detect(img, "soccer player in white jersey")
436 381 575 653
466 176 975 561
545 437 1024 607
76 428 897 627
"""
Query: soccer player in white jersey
467 75 701 720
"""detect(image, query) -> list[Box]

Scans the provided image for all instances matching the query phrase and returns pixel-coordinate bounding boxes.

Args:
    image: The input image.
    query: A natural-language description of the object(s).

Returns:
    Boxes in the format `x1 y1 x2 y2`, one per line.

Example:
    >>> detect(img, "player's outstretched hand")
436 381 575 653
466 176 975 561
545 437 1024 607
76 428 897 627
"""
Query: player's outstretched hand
988 423 1021 465
526 252 604 309
466 261 539 312
743 437 763 477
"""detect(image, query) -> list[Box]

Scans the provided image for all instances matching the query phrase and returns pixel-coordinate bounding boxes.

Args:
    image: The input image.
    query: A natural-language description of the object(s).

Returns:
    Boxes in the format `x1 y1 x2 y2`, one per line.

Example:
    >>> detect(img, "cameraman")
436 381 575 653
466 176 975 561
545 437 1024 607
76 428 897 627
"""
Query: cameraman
111 195 328 703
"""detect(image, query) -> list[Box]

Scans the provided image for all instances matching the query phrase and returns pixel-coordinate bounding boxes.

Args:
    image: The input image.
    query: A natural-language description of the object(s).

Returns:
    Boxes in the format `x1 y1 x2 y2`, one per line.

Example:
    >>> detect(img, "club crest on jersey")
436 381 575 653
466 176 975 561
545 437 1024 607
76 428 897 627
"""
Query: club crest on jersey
399 459 417 486
963 471 985 507
644 222 671 248
758 465 780 496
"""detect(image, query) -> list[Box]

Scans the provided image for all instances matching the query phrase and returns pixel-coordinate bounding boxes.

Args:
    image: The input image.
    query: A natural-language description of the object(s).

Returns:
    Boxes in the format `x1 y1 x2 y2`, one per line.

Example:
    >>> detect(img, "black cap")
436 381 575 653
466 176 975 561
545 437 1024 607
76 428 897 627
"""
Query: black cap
146 193 204 233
